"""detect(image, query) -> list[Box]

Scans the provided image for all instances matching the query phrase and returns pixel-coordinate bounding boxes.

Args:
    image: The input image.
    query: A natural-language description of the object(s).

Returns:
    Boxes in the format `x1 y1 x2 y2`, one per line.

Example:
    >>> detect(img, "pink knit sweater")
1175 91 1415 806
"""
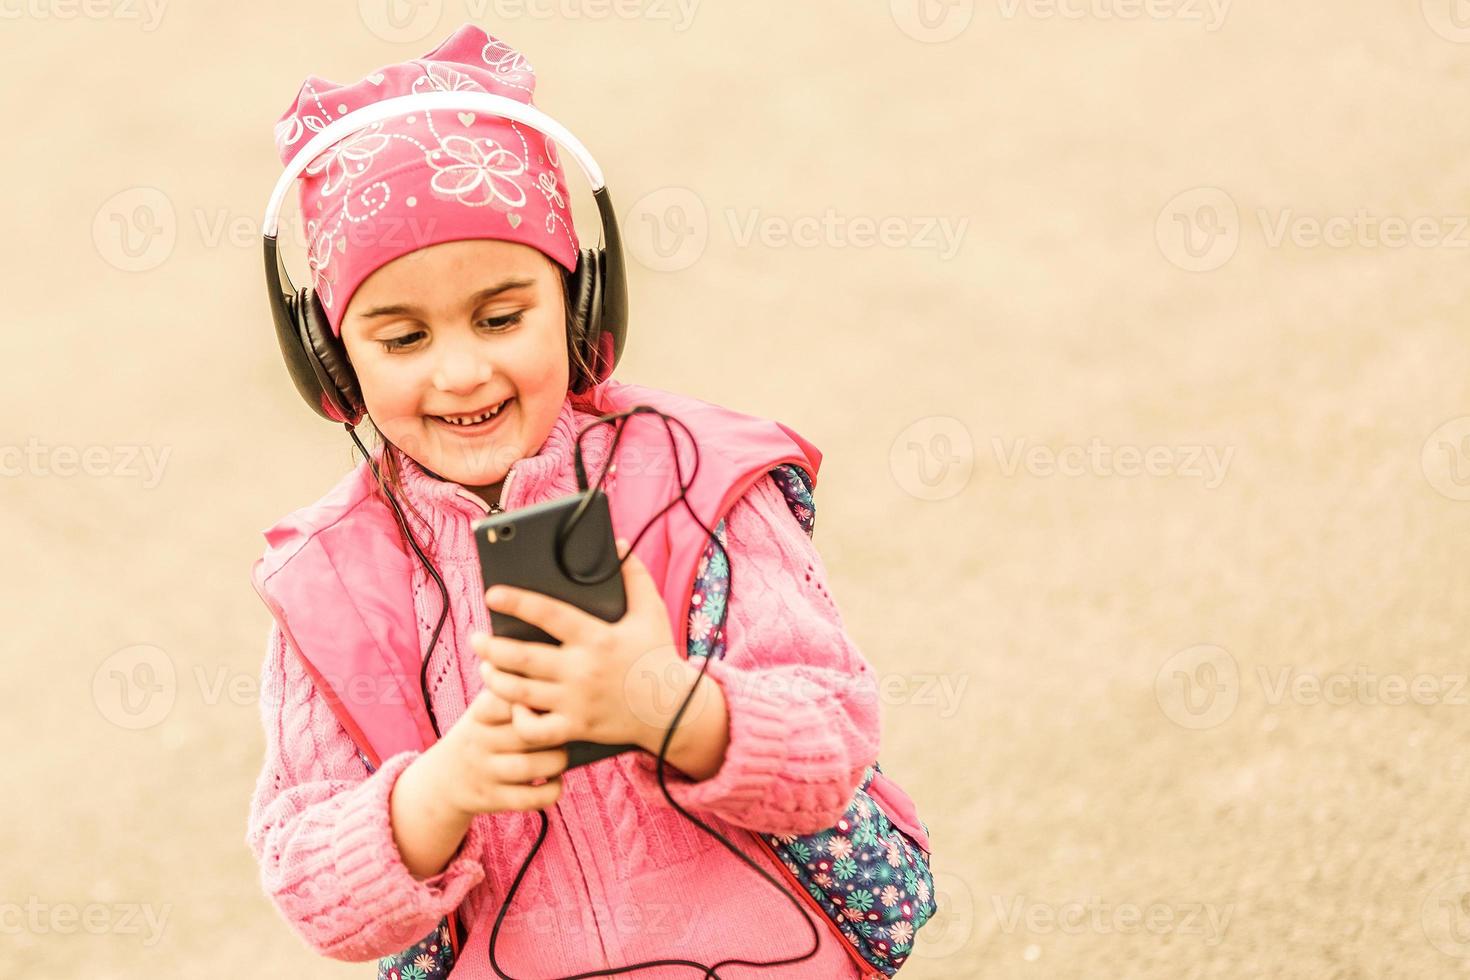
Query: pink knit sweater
245 395 883 978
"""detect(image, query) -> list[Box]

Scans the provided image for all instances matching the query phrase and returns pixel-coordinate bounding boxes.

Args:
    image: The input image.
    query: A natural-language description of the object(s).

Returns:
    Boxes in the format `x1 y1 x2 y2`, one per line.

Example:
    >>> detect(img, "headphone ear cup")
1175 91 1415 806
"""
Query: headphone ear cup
298 288 365 425
566 247 603 394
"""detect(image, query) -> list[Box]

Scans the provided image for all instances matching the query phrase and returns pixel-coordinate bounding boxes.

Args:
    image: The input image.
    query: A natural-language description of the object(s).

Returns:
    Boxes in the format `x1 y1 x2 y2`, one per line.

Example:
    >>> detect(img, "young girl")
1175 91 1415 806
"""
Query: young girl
246 24 934 980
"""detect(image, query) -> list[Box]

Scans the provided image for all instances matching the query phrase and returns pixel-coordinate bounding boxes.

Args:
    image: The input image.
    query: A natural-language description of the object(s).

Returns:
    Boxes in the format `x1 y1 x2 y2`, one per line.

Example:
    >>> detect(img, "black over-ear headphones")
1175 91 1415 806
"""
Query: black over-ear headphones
261 91 628 426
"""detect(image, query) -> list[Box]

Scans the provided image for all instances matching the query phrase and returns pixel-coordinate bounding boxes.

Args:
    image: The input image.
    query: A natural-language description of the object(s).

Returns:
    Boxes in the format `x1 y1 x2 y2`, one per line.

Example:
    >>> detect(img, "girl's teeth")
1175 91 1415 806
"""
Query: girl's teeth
442 401 506 425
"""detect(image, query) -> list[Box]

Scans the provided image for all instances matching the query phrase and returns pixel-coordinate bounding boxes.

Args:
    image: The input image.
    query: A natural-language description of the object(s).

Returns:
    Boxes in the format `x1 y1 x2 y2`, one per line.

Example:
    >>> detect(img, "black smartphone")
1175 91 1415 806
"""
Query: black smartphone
472 488 640 771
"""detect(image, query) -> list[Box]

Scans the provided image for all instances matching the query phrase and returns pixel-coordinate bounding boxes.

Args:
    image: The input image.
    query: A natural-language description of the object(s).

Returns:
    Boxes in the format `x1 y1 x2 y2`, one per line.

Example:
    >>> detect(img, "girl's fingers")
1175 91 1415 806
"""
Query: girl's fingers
480 704 567 752
480 663 563 713
473 632 564 682
484 585 601 647
466 687 513 725
511 701 572 749
490 746 569 784
498 777 563 812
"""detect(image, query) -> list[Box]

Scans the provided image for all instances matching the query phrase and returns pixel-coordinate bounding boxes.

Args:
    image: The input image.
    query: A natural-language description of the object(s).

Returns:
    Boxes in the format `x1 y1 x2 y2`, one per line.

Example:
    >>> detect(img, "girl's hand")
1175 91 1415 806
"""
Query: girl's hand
472 538 708 755
422 686 568 818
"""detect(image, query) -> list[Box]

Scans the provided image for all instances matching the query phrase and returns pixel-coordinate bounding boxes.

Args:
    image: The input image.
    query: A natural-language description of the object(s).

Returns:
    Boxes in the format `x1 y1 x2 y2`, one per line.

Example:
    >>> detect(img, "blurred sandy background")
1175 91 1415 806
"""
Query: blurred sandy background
4 1 1470 977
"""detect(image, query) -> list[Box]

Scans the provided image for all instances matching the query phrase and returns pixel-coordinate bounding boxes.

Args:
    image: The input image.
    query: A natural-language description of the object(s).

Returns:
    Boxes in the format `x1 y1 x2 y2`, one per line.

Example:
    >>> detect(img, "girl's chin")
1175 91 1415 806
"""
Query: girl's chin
419 434 522 486
422 460 509 490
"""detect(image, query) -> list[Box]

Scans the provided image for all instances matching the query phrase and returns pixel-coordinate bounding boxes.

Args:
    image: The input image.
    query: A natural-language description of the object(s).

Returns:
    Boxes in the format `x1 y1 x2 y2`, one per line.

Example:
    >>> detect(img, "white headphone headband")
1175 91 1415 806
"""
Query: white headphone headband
262 91 605 237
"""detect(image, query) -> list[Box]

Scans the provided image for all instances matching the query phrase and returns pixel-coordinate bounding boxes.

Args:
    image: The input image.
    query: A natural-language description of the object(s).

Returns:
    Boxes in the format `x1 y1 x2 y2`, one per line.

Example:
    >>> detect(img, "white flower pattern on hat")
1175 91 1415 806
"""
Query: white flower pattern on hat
275 80 342 162
536 170 564 209
306 223 339 310
274 111 327 157
410 62 483 95
537 167 575 246
305 124 392 198
345 181 391 222
483 40 532 78
426 135 527 208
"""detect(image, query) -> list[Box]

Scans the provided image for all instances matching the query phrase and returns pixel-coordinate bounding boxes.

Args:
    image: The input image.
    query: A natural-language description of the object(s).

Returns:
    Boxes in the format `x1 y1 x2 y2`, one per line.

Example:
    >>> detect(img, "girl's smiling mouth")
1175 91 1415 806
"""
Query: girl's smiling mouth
430 397 514 435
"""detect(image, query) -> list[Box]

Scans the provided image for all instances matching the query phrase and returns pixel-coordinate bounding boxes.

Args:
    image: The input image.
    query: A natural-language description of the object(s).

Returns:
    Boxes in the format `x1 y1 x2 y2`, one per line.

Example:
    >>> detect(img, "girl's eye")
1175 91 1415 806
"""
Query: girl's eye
479 311 525 332
378 312 525 353
380 331 424 352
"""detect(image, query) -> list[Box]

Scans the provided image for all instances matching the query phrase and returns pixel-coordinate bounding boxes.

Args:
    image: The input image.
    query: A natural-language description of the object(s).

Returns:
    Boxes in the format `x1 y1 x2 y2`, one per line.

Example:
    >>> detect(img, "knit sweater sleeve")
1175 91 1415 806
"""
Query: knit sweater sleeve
625 472 882 836
243 622 489 962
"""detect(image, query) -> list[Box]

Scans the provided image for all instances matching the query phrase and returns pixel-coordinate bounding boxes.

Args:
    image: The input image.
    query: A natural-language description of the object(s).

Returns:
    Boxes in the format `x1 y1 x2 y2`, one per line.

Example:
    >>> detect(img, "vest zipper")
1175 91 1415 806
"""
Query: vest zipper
452 462 515 515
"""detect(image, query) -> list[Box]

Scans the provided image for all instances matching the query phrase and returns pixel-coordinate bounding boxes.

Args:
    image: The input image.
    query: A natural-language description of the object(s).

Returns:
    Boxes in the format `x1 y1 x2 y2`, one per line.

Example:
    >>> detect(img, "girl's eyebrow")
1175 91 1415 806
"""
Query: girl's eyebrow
357 277 537 319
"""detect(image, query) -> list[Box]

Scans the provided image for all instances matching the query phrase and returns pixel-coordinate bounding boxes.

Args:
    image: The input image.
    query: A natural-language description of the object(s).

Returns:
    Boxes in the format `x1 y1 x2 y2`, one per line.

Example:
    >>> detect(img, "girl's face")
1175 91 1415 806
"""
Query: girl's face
339 239 571 501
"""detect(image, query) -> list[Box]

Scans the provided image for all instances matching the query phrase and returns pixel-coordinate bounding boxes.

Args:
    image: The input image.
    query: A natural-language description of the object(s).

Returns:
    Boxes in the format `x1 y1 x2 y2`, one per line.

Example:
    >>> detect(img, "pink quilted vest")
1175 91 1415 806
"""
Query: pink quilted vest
248 380 931 978
249 376 821 790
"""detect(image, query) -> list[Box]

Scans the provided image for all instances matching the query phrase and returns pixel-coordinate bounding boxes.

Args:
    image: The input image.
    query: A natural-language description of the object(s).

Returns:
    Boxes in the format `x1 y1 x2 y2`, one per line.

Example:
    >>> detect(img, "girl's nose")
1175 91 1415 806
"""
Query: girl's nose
431 346 493 393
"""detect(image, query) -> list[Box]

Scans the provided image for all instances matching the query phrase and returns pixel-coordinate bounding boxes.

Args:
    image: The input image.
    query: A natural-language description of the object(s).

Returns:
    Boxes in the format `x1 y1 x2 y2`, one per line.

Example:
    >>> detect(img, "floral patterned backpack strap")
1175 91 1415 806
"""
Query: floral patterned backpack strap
685 464 938 977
